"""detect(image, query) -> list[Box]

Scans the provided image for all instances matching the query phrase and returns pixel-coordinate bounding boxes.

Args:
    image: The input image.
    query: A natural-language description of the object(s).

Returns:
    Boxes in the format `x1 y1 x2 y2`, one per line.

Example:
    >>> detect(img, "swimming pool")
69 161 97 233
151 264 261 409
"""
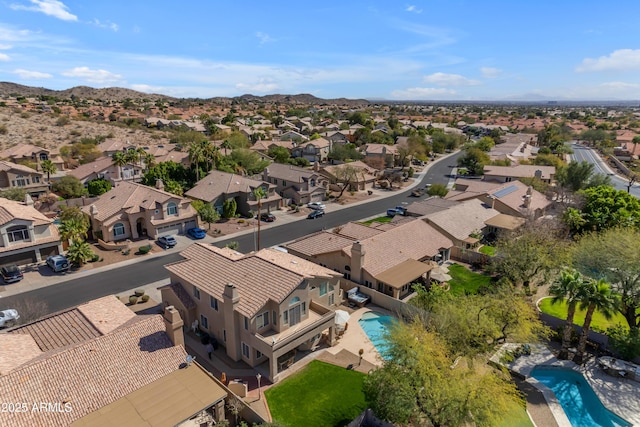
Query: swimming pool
531 365 631 427
358 311 394 359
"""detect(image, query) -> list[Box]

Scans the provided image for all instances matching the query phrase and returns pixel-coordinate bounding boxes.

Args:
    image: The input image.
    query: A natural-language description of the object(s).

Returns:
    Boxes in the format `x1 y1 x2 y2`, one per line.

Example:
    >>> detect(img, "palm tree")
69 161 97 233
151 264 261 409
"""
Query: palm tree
202 140 221 172
40 159 57 183
58 218 89 244
221 139 232 156
253 186 266 251
66 241 95 266
188 142 205 181
549 269 584 360
136 147 147 167
112 151 127 181
574 279 619 364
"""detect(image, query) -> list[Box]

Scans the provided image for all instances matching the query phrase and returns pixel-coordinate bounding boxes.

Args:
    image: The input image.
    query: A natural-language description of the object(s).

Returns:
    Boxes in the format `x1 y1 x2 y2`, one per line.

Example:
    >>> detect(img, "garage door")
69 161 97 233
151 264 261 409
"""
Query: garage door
183 220 197 231
156 223 182 237
39 245 59 259
1 251 37 267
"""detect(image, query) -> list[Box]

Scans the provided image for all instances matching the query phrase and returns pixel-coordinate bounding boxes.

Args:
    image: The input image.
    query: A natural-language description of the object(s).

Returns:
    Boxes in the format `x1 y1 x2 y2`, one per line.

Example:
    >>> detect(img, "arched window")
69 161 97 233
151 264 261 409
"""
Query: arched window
167 202 178 216
7 225 29 242
113 222 125 237
289 296 300 305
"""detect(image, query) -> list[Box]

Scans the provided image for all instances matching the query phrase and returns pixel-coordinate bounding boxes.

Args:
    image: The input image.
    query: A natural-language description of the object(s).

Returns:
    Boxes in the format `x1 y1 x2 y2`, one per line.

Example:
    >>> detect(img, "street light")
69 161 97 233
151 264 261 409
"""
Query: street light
256 373 262 400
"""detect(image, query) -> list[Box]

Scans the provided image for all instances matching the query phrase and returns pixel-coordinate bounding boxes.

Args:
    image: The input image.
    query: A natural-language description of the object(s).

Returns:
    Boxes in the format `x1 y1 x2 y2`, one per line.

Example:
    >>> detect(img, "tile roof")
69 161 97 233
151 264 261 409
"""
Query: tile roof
335 222 384 240
0 315 187 427
0 198 53 226
286 230 356 256
186 170 272 203
363 143 398 155
321 161 377 182
405 196 459 216
66 156 115 180
0 143 50 158
299 137 331 149
254 248 339 279
483 165 555 180
264 162 316 182
165 244 310 317
161 282 197 309
0 160 41 175
81 181 195 222
347 219 452 277
423 198 500 241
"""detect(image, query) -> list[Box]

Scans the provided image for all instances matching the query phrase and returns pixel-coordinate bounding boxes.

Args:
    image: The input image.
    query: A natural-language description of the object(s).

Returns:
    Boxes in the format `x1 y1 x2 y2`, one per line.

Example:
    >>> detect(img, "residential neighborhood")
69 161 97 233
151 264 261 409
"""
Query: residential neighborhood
2 88 640 426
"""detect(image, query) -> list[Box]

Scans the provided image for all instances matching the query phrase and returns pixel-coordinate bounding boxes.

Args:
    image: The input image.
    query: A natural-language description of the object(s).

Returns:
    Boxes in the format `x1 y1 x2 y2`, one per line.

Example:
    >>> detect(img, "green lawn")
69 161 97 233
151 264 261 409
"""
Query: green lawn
479 245 496 256
497 401 534 427
538 297 628 332
265 360 367 427
448 263 494 295
359 216 392 225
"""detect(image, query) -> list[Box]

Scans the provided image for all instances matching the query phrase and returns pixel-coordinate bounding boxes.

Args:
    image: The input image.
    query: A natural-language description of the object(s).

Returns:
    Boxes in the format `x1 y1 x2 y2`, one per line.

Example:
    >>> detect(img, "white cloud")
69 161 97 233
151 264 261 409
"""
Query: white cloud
480 67 501 78
255 31 275 45
0 44 12 50
10 0 77 22
405 5 422 14
599 81 640 90
390 87 456 99
12 69 53 79
0 53 10 61
423 72 480 86
91 19 119 32
235 79 280 93
62 66 123 84
576 49 640 72
129 84 166 93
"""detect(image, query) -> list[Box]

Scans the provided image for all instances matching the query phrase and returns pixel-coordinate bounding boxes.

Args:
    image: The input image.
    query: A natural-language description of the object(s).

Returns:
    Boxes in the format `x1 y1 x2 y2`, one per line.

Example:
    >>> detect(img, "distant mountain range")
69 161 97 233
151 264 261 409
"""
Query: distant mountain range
0 82 370 106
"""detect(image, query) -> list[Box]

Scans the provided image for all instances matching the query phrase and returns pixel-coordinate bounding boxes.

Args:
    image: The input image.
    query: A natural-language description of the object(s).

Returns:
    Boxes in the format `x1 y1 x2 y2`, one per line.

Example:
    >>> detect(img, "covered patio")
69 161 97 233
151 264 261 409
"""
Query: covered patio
374 259 436 299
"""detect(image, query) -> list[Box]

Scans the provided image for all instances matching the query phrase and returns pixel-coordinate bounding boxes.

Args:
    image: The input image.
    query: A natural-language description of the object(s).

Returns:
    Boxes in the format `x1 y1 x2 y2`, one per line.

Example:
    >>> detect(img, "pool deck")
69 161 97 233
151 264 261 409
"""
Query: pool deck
493 343 640 427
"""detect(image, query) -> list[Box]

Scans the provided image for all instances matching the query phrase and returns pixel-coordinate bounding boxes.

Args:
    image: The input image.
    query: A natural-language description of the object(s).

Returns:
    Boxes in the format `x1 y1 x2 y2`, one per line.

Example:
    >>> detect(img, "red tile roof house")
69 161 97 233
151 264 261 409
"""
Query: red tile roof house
160 244 343 383
483 165 556 184
82 180 198 242
186 170 282 218
0 160 48 197
361 143 400 168
286 220 453 301
0 143 65 173
0 296 229 427
0 196 63 267
320 161 379 192
66 156 144 186
291 137 332 163
445 178 552 220
260 162 328 206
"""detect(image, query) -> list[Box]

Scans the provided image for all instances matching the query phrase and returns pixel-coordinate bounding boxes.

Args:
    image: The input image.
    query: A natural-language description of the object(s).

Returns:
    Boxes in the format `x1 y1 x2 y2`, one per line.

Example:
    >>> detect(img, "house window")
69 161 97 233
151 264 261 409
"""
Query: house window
256 350 263 359
282 180 287 186
328 293 335 306
33 176 40 183
242 342 250 358
7 226 29 242
167 202 178 216
244 316 249 330
302 302 306 315
256 311 269 329
273 310 277 326
210 296 218 311
193 286 201 300
14 175 27 187
113 222 125 237
283 310 288 324
200 314 209 330
319 282 327 296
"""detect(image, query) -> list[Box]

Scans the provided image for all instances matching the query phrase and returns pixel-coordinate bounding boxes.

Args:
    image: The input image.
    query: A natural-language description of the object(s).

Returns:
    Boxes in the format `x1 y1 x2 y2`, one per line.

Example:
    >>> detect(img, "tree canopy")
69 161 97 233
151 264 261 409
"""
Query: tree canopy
563 185 640 234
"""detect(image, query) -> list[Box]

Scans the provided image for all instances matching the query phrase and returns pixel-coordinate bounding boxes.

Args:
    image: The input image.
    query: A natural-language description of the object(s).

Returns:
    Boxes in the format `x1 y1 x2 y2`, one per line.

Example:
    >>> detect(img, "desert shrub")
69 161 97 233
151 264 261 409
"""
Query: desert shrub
141 295 150 303
134 289 145 297
129 296 138 305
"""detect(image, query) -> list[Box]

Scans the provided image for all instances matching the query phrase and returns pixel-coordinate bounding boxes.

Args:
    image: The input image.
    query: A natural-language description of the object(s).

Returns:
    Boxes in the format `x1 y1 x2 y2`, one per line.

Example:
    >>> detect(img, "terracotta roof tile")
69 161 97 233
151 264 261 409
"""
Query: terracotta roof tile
336 222 383 240
0 198 53 226
186 170 273 203
424 199 500 241
286 230 356 256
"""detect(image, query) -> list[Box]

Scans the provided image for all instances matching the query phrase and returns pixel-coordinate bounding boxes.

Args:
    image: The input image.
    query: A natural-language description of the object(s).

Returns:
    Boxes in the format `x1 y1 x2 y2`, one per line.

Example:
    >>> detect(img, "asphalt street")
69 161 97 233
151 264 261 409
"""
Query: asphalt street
0 152 462 315
571 143 640 197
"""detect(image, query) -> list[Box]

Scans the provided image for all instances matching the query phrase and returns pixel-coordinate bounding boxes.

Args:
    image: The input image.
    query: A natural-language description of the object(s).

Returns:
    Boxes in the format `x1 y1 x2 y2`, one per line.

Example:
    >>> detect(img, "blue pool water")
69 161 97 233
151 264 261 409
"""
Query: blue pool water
358 311 394 359
531 366 631 427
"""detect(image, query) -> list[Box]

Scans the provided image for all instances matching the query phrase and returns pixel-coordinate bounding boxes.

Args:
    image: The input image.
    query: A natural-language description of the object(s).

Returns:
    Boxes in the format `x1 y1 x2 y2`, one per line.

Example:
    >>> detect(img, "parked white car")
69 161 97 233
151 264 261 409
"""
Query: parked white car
307 202 326 210
0 309 19 328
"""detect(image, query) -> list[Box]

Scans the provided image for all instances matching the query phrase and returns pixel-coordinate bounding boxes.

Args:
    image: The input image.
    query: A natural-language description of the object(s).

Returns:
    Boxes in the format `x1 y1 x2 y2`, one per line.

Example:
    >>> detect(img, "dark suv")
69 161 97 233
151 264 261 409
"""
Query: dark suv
1 265 23 284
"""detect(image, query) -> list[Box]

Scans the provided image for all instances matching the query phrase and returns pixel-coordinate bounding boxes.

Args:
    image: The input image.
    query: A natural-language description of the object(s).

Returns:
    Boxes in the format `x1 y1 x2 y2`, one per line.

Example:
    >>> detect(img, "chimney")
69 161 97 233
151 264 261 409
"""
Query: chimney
90 204 98 217
24 193 34 206
350 241 366 283
314 161 320 172
163 305 184 347
155 179 164 190
222 283 241 361
524 195 531 208
263 167 269 182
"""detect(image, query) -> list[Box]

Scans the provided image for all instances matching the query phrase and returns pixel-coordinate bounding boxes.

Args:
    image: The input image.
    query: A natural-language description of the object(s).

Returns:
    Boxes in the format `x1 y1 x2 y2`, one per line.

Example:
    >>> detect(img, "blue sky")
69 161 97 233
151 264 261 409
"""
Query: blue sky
1 0 640 101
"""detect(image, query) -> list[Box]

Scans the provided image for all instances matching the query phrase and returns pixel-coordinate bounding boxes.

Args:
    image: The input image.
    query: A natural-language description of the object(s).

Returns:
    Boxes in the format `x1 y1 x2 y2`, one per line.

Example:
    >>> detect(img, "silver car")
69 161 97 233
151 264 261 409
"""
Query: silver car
0 309 20 328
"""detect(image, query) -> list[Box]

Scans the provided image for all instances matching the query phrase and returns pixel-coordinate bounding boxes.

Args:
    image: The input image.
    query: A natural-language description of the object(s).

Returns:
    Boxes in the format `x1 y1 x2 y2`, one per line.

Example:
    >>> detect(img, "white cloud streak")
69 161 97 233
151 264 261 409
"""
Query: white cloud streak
480 67 501 78
91 19 119 32
255 32 275 45
576 49 640 72
12 69 53 79
10 0 77 22
405 5 423 14
423 72 479 86
390 87 456 99
0 53 10 61
61 66 123 84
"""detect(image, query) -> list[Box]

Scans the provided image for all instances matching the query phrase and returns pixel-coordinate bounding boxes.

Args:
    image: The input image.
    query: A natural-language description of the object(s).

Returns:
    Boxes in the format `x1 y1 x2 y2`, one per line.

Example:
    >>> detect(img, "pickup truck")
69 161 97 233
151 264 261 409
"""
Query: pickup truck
386 206 408 217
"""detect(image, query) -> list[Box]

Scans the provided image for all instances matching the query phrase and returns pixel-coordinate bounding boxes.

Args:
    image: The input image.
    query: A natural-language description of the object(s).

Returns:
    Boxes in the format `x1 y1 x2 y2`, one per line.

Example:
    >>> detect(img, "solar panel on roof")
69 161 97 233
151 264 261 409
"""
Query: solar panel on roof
492 185 519 198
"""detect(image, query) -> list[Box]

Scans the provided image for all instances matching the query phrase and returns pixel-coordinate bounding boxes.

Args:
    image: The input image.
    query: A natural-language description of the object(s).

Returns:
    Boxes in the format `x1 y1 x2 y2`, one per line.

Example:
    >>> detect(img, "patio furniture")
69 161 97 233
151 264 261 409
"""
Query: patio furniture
347 287 370 307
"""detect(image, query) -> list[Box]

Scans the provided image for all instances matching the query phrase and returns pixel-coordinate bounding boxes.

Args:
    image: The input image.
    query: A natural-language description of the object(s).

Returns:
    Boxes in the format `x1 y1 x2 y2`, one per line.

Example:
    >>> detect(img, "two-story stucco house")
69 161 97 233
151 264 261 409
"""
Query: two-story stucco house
292 138 332 163
82 180 198 242
161 244 342 383
261 163 328 205
186 170 282 218
0 160 48 197
0 143 65 172
0 196 63 266
67 156 144 186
